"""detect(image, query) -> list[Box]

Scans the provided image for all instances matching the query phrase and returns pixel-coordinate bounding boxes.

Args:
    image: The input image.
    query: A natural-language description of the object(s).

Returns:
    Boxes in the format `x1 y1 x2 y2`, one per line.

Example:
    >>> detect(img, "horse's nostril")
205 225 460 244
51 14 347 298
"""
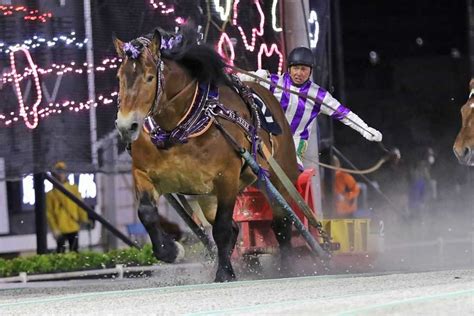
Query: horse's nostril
130 122 139 132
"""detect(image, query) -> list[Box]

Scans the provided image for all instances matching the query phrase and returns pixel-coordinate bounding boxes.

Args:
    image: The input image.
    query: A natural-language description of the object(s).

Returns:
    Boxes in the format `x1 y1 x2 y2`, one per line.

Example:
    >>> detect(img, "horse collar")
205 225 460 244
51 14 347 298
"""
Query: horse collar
143 81 214 149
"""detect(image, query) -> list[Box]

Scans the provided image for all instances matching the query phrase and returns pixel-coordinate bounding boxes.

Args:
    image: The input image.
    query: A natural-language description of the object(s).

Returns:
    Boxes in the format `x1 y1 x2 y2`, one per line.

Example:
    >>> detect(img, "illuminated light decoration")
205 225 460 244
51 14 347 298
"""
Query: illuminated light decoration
10 47 42 129
0 5 53 23
24 10 53 23
212 0 232 21
78 174 97 198
175 17 187 25
217 32 235 67
1 32 86 54
232 0 265 52
257 43 283 75
22 174 96 205
271 0 282 32
308 10 320 49
0 91 118 127
0 57 120 85
149 0 174 15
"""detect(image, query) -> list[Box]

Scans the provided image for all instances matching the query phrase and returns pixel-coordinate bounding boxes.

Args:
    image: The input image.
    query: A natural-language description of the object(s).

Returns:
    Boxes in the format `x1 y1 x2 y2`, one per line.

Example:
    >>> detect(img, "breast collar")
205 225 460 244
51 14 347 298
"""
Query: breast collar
142 81 256 150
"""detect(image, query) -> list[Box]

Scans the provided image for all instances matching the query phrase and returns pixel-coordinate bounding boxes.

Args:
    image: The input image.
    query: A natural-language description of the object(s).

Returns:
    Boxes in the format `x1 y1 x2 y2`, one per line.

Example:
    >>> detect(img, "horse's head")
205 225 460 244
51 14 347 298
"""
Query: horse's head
453 79 474 166
113 30 162 143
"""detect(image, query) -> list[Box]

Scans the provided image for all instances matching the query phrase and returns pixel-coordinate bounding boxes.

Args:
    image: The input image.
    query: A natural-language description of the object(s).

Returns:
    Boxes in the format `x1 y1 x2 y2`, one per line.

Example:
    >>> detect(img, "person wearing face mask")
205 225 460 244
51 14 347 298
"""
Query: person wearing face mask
407 147 437 223
46 161 90 253
237 47 383 168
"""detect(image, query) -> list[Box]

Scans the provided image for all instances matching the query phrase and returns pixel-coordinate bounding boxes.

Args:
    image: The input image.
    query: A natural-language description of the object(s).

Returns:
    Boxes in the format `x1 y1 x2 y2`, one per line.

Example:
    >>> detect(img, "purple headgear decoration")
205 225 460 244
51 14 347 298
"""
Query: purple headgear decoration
123 42 141 59
161 34 183 50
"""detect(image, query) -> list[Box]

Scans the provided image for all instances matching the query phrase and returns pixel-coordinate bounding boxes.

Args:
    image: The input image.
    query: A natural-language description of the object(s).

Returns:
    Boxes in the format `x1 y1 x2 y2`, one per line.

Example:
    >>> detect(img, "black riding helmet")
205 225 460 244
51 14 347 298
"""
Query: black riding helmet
287 47 314 68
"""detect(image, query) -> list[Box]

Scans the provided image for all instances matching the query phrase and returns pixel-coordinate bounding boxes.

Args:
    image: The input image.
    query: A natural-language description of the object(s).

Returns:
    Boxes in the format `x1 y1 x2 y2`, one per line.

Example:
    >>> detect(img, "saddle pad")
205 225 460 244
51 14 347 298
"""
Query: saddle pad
252 92 282 135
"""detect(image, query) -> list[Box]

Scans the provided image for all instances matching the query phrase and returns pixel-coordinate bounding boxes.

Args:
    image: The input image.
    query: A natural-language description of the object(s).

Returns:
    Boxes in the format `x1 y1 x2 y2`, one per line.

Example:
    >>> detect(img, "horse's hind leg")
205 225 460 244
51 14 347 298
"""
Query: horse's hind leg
271 214 293 275
258 183 295 276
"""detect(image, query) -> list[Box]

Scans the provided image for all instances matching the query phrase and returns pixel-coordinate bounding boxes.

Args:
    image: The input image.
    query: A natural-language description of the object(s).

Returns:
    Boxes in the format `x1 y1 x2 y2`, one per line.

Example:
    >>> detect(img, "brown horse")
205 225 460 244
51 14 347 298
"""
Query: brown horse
113 29 299 282
453 79 474 166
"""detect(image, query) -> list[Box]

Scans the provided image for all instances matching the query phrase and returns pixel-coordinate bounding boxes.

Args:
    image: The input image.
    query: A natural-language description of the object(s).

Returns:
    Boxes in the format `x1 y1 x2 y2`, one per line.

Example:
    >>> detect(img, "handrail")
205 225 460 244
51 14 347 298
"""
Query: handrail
44 173 139 248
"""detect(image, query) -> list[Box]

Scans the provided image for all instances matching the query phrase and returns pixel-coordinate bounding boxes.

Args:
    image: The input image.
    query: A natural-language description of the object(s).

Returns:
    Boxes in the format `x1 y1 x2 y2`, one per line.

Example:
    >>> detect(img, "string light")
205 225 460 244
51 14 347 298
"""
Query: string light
257 43 283 74
0 57 120 85
0 91 118 127
212 0 232 21
308 10 320 48
0 5 53 23
10 47 42 129
271 0 282 32
0 32 86 54
149 1 174 14
232 0 265 52
217 32 235 67
1 1 288 129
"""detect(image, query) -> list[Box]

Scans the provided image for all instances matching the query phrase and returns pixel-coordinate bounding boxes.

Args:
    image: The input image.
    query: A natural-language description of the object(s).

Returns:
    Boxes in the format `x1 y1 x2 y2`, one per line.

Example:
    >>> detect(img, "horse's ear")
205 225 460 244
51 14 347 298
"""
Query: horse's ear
113 34 125 58
150 29 162 58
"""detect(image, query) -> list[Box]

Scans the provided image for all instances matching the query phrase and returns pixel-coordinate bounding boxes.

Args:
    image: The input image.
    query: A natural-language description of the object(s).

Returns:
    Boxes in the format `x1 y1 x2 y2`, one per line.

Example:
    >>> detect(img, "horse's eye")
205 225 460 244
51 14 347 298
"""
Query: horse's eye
147 75 154 83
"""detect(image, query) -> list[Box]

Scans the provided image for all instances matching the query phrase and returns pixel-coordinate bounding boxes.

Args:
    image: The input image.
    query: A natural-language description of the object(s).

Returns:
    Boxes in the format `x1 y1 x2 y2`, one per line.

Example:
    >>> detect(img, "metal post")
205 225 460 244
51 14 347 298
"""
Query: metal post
468 0 474 76
331 0 346 101
83 0 98 167
34 173 47 254
0 158 9 234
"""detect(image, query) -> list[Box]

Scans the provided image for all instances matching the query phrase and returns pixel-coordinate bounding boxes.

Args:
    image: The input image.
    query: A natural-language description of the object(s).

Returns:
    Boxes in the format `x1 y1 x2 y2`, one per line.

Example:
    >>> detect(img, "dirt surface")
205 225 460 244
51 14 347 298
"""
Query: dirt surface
1 268 472 315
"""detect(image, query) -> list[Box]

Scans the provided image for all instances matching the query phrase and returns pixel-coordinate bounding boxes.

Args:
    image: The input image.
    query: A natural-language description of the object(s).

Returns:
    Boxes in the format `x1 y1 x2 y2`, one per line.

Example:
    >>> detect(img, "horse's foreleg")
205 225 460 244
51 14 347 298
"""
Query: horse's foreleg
134 170 184 263
213 190 239 282
137 193 184 263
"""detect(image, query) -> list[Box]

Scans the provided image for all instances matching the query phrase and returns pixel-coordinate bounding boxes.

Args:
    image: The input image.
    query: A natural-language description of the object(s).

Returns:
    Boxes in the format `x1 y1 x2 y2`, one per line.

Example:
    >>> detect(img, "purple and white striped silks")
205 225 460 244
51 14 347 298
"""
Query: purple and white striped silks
261 72 350 142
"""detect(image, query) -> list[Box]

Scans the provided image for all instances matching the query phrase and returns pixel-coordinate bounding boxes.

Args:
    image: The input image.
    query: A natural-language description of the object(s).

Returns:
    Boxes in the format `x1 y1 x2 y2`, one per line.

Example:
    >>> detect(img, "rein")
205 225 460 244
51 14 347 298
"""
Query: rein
230 65 389 150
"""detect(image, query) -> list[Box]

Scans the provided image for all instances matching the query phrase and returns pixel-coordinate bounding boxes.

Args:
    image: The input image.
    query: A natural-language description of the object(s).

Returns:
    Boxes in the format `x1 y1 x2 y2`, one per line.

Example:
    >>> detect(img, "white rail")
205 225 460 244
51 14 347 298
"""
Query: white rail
0 262 205 284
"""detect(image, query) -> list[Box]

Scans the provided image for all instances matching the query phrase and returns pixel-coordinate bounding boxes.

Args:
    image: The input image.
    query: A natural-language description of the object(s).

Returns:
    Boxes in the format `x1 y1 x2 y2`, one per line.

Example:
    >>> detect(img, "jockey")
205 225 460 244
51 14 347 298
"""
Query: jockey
238 47 382 167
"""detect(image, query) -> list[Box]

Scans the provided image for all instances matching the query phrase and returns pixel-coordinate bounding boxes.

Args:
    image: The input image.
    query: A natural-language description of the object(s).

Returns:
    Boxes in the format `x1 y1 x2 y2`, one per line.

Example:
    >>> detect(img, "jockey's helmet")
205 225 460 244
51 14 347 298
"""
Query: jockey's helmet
287 47 314 68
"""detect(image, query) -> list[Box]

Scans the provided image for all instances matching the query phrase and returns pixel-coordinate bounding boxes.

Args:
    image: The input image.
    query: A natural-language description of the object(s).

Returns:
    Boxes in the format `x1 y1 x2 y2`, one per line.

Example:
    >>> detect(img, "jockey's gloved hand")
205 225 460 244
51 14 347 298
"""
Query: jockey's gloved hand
362 127 383 142
237 69 269 83
341 111 383 142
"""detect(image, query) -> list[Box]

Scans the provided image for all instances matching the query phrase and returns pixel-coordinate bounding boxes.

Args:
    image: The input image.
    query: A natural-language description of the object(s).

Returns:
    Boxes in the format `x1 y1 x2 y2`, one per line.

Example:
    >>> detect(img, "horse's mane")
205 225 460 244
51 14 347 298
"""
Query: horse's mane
129 26 232 86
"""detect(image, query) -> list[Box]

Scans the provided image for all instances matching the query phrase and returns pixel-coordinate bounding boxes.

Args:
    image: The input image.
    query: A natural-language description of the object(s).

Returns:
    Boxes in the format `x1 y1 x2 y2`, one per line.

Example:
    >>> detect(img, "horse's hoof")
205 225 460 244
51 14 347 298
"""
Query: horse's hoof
214 270 236 282
214 275 236 282
174 241 185 262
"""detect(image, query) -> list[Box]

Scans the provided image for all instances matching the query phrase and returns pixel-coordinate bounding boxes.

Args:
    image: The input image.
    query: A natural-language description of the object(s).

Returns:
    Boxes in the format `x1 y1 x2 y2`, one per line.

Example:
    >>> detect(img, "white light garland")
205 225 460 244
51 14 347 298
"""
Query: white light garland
271 0 282 32
308 10 320 49
212 0 232 21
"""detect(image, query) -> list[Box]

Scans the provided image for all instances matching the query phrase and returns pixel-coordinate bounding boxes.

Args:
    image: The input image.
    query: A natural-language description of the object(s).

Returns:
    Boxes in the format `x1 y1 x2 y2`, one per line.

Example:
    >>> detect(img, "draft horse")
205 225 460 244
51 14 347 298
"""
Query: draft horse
113 29 299 282
453 79 474 166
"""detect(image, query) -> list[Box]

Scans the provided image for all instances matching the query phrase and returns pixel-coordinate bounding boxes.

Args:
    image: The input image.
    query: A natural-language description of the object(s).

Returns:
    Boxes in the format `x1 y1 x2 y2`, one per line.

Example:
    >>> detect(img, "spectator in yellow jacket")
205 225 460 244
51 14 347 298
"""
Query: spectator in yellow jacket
46 161 89 253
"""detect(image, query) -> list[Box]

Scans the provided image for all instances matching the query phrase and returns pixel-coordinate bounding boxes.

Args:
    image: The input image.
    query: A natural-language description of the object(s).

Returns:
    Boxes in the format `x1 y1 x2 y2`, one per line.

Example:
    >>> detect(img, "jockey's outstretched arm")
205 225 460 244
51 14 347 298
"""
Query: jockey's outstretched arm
319 91 383 142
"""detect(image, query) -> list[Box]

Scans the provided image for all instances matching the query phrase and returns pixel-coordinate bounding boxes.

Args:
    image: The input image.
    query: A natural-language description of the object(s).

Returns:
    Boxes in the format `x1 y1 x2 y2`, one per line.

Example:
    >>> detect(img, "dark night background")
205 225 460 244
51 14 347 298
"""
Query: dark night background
332 0 471 222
